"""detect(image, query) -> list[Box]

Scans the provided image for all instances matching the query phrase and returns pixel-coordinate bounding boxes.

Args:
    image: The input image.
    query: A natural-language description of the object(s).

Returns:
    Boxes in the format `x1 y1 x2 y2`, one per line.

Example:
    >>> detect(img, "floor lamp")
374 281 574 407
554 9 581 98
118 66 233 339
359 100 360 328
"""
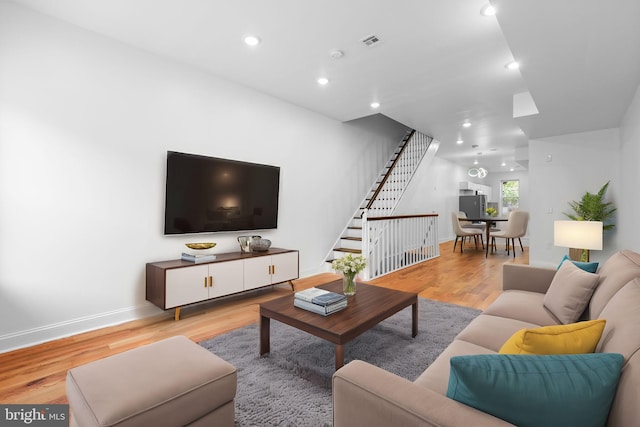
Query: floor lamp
554 221 603 262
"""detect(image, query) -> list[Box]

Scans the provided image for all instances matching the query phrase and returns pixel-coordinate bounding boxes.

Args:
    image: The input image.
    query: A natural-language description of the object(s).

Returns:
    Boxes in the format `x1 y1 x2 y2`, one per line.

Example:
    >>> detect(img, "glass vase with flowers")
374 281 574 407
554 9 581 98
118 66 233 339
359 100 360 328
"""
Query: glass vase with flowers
331 254 367 296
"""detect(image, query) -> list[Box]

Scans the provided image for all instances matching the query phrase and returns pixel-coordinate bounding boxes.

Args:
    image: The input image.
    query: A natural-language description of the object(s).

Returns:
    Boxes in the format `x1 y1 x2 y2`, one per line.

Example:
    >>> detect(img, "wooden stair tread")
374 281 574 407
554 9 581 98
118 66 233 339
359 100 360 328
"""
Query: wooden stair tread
333 248 362 254
341 236 361 241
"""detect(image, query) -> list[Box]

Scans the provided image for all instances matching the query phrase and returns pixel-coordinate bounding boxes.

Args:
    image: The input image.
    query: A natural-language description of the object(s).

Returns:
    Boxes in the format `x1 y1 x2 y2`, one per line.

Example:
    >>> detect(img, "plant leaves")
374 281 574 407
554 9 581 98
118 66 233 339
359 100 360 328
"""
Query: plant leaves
563 181 616 229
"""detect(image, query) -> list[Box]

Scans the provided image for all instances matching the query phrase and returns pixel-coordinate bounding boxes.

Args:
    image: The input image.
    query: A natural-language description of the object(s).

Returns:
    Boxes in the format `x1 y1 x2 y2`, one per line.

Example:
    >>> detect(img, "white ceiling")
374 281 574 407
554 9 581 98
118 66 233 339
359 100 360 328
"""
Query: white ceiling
8 0 640 173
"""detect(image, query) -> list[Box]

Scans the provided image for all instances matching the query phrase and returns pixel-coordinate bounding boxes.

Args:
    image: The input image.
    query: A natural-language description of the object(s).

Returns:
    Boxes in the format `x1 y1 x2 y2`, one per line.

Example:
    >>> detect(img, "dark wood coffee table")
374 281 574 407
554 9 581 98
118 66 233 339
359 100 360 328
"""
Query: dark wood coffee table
259 280 418 370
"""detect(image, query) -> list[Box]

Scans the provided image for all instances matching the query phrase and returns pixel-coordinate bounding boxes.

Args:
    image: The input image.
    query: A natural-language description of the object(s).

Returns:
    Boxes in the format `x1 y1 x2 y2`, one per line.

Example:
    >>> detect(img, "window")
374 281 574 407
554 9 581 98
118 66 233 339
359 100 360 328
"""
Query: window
501 180 519 215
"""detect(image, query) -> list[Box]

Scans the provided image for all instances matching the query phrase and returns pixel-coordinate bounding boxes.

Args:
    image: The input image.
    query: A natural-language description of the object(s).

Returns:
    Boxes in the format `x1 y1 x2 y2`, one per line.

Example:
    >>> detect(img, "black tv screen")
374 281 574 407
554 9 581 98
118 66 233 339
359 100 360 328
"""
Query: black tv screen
164 151 280 234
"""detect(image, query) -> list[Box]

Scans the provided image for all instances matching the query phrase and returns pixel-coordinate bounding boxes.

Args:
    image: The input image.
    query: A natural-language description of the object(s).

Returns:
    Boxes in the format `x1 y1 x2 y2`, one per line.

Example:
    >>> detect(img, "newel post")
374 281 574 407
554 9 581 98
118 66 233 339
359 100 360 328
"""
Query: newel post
361 209 370 281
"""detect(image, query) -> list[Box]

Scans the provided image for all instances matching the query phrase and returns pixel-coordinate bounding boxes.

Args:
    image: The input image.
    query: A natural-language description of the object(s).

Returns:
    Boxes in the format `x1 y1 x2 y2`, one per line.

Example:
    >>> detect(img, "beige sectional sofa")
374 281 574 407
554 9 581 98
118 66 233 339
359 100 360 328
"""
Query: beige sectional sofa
333 250 640 427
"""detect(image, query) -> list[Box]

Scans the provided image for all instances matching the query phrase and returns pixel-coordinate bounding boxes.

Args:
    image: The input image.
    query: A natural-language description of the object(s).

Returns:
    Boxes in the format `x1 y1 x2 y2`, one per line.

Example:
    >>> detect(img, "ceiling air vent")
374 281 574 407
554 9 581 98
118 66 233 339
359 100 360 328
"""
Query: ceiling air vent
361 34 382 47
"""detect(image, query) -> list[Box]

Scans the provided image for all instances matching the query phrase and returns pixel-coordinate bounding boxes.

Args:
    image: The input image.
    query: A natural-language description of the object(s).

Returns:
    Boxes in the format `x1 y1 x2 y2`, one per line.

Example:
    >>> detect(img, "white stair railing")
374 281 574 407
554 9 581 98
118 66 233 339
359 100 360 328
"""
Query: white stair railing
326 130 439 279
366 131 433 218
361 212 439 280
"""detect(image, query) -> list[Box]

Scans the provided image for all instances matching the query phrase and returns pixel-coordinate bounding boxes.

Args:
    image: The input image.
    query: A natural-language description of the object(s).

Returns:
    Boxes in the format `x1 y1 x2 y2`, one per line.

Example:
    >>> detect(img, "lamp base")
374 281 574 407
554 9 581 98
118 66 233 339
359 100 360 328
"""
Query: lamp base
569 248 589 262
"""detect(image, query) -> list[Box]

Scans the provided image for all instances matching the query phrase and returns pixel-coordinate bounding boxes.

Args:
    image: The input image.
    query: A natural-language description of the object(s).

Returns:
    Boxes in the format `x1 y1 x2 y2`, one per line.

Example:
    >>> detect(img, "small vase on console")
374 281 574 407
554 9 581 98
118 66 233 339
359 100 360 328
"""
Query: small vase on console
238 235 261 253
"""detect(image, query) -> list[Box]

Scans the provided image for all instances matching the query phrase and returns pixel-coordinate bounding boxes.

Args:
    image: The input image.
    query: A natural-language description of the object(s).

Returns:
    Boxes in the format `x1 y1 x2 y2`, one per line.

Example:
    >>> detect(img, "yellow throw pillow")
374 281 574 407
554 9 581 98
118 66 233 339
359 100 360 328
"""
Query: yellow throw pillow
498 319 606 355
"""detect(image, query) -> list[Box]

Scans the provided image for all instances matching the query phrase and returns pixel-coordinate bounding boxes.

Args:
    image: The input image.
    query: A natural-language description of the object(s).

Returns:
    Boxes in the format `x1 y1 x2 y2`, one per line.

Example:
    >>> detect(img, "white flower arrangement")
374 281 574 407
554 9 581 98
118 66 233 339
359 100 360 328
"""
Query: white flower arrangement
331 254 367 276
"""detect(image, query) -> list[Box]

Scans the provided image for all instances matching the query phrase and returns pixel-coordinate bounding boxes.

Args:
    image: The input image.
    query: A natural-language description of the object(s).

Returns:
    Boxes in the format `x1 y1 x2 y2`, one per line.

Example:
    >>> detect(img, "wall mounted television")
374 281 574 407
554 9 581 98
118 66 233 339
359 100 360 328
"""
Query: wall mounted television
164 151 280 234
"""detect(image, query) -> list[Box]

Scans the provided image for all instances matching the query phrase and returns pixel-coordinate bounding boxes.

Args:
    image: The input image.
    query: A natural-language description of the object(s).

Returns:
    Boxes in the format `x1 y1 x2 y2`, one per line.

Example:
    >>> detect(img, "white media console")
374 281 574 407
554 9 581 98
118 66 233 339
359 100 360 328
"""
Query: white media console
146 248 299 320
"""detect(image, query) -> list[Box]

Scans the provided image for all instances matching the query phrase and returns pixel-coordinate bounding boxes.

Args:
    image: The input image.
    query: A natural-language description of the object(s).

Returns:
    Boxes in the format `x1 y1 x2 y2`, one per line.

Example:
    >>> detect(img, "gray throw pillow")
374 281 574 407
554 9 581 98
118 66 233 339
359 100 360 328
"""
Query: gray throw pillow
544 260 600 324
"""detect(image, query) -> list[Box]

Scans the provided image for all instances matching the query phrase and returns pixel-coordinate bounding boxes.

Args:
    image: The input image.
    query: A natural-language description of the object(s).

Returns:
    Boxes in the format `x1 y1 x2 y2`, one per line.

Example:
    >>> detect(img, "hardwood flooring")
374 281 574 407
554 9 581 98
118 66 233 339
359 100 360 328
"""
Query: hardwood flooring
0 240 527 405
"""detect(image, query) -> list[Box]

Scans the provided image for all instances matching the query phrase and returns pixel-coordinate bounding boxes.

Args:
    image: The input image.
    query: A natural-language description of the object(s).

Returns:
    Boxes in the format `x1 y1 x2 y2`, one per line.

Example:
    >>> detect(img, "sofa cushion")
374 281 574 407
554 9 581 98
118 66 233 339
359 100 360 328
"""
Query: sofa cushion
455 314 545 352
589 249 640 318
446 353 624 427
597 278 640 358
498 319 606 355
596 278 640 427
482 290 560 326
557 254 599 273
543 260 599 324
414 339 495 395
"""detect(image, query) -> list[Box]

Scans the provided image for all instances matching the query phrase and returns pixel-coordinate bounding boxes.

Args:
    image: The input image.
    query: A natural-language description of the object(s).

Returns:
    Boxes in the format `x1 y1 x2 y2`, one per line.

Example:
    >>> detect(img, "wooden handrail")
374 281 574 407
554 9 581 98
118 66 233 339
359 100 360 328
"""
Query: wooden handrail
366 213 439 221
364 129 416 211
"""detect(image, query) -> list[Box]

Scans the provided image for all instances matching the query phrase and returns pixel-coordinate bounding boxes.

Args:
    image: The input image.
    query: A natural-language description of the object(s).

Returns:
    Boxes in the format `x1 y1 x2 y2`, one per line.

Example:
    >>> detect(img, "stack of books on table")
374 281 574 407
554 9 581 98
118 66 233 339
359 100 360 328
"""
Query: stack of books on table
294 287 347 316
181 252 217 263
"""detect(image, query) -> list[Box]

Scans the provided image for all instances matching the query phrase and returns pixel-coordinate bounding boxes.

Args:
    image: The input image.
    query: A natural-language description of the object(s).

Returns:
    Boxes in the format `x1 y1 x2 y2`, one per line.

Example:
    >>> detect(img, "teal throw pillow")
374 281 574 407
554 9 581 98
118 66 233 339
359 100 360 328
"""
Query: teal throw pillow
558 254 599 273
446 353 623 427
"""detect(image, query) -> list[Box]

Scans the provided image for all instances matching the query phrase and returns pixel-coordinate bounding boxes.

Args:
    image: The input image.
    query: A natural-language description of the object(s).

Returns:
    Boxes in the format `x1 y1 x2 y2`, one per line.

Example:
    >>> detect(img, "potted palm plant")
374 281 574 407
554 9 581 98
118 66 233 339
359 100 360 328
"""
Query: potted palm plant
563 181 616 260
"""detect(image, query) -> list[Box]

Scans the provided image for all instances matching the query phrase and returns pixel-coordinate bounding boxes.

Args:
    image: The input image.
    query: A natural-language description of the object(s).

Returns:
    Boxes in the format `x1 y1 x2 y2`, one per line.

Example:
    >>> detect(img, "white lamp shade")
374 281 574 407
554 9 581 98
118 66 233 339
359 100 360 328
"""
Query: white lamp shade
554 221 603 250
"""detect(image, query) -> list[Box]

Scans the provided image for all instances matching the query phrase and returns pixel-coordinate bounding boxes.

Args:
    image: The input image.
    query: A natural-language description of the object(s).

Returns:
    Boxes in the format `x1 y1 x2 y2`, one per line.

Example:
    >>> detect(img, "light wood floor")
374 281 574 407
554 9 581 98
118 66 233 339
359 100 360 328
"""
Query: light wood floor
0 240 528 405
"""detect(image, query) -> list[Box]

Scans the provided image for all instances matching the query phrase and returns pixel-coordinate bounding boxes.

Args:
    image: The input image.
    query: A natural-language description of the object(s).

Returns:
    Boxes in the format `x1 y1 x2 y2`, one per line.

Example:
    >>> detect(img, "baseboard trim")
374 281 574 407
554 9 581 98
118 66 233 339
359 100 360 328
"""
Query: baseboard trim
0 303 163 354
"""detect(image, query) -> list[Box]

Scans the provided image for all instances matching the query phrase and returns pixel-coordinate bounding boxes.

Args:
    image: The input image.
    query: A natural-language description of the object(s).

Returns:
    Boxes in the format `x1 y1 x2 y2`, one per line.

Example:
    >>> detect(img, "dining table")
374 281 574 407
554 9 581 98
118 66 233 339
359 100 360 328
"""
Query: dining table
459 216 510 256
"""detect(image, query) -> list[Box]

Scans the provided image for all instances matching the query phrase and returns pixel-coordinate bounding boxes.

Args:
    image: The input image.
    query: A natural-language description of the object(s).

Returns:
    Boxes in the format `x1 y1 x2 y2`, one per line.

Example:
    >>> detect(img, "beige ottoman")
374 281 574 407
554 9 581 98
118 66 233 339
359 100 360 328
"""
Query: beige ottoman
66 335 236 427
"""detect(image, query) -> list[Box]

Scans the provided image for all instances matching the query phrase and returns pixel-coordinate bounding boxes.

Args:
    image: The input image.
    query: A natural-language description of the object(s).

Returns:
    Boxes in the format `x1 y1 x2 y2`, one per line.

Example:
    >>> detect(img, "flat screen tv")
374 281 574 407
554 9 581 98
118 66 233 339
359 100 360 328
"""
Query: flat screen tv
164 151 280 234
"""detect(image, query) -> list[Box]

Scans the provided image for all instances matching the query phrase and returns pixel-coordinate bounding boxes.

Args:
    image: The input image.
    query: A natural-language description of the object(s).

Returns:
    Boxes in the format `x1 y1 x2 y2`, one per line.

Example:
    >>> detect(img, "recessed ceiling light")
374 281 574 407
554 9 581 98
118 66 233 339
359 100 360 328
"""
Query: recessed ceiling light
462 121 472 128
480 4 496 16
317 77 329 86
370 102 380 109
501 161 506 167
456 139 464 144
505 61 520 70
473 159 479 165
243 35 261 47
510 167 515 172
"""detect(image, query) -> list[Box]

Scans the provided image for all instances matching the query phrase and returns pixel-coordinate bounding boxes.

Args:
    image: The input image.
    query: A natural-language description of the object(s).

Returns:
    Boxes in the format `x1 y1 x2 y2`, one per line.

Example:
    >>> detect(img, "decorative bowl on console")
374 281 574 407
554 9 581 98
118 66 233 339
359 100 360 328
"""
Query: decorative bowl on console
185 242 216 250
251 238 272 252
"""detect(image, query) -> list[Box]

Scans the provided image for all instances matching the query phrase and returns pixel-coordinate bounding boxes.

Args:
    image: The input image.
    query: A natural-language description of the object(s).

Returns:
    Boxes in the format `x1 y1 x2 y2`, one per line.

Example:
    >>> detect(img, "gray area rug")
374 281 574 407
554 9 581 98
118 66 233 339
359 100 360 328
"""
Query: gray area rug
199 297 480 427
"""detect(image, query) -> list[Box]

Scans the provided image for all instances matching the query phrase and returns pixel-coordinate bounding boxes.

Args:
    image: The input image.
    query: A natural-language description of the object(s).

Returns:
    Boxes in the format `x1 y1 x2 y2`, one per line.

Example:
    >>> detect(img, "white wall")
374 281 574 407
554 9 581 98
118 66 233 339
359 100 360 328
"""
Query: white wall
0 3 407 351
619 84 640 250
528 128 622 267
395 145 470 242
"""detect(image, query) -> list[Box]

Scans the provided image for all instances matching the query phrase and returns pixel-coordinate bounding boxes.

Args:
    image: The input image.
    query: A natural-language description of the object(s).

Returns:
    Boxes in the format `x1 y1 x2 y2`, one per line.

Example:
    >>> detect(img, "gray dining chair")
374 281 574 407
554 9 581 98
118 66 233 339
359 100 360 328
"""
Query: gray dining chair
490 210 529 257
451 212 484 253
457 211 485 231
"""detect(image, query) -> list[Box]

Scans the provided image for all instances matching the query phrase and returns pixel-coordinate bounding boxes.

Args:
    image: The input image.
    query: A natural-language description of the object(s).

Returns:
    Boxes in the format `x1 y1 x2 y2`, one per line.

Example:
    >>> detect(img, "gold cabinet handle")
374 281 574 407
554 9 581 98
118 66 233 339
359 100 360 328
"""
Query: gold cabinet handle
204 277 207 288
209 276 213 287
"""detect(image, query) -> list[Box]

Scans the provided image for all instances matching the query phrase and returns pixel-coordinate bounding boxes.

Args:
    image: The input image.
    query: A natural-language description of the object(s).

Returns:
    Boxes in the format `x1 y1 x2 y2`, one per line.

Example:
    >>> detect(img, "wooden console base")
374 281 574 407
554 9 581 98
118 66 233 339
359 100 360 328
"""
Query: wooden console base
146 248 299 319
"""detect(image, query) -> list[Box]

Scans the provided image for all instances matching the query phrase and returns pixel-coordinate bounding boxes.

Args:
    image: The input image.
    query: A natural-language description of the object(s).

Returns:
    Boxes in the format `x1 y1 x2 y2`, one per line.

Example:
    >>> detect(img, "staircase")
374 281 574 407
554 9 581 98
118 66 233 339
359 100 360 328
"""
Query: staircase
327 130 435 273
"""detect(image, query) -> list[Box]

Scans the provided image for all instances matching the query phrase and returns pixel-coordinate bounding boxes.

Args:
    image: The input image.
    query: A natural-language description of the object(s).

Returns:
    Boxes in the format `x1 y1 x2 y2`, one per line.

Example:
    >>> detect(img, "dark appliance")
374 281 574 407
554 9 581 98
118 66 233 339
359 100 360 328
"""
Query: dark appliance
459 195 487 218
164 151 280 234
